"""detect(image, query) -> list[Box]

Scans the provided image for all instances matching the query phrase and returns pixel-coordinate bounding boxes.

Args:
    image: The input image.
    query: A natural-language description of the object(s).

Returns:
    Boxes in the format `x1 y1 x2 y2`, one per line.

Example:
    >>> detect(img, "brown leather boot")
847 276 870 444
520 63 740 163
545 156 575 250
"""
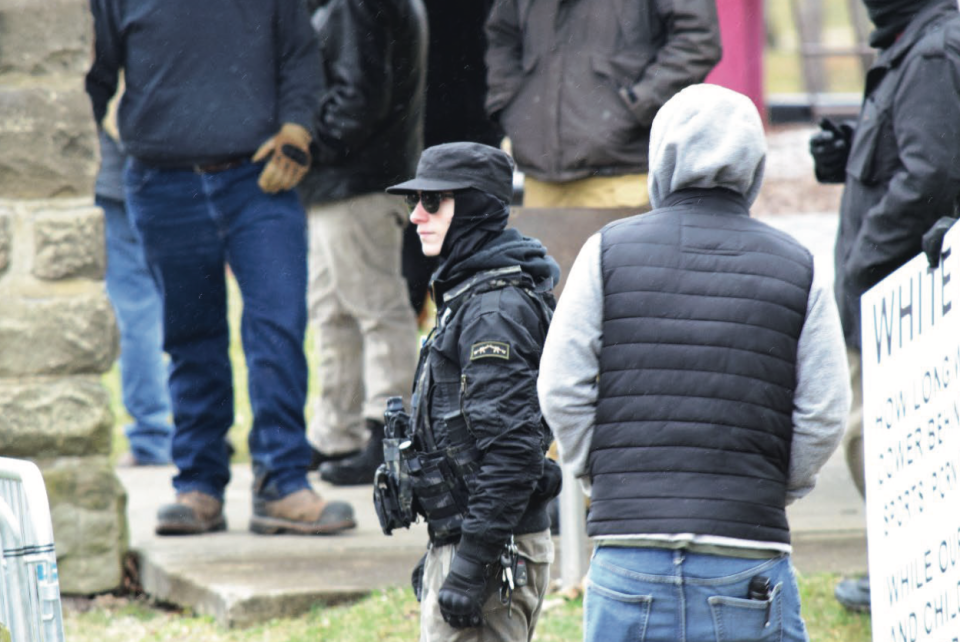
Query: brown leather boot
250 488 356 535
156 491 226 535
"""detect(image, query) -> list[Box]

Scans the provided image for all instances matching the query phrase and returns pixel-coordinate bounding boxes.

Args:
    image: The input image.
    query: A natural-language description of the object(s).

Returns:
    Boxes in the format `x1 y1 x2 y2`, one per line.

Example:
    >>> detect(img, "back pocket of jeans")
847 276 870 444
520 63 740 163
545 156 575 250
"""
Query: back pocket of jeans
709 582 783 642
584 580 652 642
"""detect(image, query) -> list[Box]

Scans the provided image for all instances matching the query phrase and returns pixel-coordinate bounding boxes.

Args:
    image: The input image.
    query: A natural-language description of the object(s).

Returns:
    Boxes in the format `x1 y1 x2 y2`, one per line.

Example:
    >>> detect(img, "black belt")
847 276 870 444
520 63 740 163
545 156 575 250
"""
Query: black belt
132 156 250 173
193 157 248 174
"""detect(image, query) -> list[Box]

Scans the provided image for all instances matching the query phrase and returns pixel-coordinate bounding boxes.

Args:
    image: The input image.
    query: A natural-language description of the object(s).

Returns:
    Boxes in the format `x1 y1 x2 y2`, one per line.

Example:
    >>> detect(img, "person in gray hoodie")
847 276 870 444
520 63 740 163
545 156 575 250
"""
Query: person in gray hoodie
537 84 850 642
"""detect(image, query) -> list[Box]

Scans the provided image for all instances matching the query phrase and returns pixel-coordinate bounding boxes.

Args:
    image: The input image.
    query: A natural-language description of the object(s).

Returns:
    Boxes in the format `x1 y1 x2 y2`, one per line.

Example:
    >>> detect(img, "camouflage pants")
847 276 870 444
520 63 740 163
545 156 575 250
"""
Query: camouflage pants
420 530 554 642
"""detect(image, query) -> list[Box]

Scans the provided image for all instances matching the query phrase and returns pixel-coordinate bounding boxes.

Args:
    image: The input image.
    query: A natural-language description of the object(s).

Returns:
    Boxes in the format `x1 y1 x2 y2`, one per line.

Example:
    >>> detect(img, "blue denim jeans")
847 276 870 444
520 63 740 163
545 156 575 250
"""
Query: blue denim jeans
124 159 312 501
99 195 173 465
585 546 809 642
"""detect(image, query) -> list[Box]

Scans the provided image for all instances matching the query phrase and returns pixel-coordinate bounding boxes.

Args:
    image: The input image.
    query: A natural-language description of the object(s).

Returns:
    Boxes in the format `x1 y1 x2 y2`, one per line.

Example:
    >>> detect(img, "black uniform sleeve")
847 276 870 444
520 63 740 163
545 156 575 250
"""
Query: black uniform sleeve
455 292 547 564
276 0 323 136
85 0 122 127
312 0 394 162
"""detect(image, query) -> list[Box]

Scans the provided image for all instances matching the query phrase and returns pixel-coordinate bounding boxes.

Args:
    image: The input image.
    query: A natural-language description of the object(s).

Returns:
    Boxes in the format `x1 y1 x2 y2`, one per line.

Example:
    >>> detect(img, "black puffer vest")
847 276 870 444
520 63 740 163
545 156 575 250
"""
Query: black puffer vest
589 189 814 545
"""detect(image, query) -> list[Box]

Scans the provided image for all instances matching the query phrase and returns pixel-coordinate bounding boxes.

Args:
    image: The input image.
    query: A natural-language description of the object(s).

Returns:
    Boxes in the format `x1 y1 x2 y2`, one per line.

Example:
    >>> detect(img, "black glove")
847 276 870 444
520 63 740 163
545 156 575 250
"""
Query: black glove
437 552 491 629
809 118 853 184
411 553 426 603
922 217 958 268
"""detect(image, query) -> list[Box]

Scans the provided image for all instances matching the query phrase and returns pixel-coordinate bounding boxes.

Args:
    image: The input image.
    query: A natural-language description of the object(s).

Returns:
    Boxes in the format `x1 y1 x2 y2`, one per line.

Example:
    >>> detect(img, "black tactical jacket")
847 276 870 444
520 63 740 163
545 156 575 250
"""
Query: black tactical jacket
411 229 561 564
299 0 427 205
835 0 960 349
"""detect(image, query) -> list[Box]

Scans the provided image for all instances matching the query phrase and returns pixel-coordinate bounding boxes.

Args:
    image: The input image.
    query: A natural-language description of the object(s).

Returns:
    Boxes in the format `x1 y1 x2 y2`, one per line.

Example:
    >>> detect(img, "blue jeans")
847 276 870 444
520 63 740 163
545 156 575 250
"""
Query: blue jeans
99 195 173 465
124 159 312 501
585 547 809 642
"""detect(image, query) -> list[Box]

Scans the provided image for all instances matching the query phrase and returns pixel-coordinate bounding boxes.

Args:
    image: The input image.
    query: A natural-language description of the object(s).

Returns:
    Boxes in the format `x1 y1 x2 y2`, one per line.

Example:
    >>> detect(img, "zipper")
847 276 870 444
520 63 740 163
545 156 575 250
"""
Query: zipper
459 374 476 437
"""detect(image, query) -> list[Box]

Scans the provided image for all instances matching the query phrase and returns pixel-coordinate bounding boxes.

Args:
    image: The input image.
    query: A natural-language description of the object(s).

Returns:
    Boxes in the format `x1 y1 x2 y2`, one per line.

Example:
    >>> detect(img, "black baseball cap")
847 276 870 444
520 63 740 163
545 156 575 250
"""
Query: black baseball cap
386 142 515 205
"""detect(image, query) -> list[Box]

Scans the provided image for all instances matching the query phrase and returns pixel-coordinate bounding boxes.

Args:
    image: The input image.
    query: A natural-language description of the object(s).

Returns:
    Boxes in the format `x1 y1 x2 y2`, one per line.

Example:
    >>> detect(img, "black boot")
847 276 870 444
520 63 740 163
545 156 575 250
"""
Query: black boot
308 446 360 471
318 419 385 486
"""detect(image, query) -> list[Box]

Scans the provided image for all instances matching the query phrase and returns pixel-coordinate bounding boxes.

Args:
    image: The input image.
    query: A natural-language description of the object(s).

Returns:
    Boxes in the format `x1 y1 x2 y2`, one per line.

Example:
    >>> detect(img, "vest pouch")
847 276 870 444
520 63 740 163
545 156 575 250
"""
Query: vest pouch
412 452 467 540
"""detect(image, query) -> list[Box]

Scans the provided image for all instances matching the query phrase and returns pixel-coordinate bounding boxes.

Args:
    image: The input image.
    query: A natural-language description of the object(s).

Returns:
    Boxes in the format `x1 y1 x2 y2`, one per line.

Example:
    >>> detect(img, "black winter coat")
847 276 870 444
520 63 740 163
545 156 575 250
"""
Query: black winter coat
484 0 721 182
412 229 561 564
835 0 960 349
298 0 427 205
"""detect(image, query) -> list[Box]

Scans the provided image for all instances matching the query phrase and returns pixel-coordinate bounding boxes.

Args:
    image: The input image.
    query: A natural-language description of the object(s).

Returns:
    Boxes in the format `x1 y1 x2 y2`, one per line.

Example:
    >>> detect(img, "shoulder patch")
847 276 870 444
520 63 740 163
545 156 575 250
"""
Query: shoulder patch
470 341 511 361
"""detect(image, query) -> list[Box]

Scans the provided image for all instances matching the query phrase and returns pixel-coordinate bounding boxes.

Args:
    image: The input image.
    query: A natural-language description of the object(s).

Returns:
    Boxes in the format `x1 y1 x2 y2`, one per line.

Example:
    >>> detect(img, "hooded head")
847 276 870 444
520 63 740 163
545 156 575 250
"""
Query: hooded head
862 0 932 47
387 142 514 263
647 84 766 210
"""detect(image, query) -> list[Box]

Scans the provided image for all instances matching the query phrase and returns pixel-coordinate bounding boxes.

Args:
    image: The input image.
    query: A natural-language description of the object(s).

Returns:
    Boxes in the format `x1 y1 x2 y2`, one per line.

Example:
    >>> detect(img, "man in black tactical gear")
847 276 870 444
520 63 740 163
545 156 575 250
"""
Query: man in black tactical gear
383 142 562 640
809 0 960 612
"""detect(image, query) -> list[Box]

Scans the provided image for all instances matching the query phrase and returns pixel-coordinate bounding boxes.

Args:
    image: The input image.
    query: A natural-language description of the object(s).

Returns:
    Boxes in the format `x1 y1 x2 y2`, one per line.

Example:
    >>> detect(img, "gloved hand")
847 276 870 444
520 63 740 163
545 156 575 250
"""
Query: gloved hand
922 217 958 268
411 553 426 603
437 552 490 629
809 118 853 184
252 123 312 193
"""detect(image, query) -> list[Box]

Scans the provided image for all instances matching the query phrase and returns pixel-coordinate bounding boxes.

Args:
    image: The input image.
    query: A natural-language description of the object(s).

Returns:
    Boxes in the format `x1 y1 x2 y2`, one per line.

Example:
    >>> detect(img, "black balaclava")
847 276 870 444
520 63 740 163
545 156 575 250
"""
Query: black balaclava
863 0 929 47
433 188 510 280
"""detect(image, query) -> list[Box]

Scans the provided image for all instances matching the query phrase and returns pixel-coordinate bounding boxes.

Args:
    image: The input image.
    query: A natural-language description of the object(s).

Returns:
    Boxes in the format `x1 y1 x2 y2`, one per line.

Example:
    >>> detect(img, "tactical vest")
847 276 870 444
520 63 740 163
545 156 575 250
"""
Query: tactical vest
409 266 555 545
589 190 814 545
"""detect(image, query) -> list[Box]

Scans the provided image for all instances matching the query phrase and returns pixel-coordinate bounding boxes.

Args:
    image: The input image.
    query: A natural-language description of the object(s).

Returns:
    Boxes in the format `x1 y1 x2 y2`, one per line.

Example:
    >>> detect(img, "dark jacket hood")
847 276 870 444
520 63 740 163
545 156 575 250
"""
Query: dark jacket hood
432 228 560 304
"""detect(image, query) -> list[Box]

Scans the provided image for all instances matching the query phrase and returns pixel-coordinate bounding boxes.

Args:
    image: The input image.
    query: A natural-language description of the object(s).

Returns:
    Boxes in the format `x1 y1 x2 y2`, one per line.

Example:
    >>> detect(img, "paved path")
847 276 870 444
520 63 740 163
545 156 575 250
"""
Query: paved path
118 209 868 627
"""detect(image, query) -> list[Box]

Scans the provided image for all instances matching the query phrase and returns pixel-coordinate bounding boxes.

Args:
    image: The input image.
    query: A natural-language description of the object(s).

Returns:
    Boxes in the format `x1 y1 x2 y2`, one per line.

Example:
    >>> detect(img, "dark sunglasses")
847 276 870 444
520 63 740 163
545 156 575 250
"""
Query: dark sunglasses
405 191 453 214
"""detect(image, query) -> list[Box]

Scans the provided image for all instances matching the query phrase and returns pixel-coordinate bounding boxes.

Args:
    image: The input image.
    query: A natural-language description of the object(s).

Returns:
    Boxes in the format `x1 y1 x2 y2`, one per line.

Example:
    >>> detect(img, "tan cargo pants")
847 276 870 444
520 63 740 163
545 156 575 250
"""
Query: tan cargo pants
419 530 554 642
523 173 649 208
306 193 418 454
844 347 865 498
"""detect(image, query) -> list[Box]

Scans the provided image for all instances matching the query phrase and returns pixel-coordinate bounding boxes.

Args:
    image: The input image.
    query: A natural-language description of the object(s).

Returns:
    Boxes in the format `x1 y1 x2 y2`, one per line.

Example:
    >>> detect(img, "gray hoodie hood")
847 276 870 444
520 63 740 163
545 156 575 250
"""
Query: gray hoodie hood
648 84 766 209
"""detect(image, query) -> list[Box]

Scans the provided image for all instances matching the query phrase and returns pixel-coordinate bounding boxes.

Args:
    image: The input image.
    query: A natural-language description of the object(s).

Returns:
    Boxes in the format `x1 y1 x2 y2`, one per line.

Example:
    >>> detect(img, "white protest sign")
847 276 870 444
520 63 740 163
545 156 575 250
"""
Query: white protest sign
862 225 960 642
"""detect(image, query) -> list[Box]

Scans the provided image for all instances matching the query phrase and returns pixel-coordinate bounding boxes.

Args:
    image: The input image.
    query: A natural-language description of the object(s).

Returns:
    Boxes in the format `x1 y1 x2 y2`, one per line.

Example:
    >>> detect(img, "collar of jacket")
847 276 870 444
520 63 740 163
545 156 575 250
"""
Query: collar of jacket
657 187 751 216
872 0 955 70
433 265 526 312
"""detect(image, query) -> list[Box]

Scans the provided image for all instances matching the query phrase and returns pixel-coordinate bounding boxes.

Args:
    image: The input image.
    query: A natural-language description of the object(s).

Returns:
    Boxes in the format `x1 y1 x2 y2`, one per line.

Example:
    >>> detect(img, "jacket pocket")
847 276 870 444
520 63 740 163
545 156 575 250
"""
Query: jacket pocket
586 53 644 135
846 97 899 185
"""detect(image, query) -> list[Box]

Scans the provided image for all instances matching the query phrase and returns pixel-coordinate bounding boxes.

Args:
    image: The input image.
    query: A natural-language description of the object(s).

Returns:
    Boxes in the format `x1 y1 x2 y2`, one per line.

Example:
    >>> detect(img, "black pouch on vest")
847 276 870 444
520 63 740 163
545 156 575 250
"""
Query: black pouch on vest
413 452 467 540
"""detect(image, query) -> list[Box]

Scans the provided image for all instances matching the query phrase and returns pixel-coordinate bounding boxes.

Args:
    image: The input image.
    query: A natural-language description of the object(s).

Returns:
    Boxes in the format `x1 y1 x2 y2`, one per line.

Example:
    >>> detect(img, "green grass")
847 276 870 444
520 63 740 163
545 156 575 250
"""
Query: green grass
63 574 870 641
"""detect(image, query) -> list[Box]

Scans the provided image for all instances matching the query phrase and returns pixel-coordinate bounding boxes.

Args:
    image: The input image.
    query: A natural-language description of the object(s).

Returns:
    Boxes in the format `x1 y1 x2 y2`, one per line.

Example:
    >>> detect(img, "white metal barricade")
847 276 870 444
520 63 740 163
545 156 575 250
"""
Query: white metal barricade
0 457 65 642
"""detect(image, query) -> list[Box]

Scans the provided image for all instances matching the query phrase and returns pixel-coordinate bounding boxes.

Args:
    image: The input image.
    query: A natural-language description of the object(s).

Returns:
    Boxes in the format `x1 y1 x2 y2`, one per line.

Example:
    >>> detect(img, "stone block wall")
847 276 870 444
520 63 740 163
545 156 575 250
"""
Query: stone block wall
0 0 126 595
0 198 126 595
0 0 98 199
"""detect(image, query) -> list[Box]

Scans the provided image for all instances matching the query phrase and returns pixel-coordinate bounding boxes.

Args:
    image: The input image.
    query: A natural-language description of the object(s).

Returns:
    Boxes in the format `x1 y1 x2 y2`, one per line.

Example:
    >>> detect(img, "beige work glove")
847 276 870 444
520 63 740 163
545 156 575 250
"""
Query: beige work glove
252 123 312 193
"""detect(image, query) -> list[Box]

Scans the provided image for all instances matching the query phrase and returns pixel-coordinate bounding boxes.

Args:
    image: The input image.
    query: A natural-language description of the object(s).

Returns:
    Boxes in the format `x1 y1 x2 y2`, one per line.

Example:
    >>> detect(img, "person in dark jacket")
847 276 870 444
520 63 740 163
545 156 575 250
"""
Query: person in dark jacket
484 0 721 208
298 0 426 486
385 142 562 641
402 0 503 321
86 0 355 536
540 84 850 642
809 0 960 611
